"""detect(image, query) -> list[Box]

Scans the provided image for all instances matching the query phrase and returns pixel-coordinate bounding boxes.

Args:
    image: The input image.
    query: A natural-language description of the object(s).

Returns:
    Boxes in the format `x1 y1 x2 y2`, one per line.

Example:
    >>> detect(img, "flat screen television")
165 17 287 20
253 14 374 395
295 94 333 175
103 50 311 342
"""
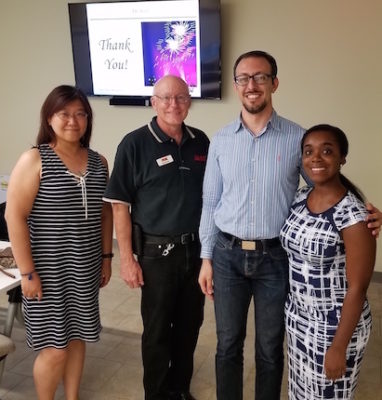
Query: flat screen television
68 0 221 106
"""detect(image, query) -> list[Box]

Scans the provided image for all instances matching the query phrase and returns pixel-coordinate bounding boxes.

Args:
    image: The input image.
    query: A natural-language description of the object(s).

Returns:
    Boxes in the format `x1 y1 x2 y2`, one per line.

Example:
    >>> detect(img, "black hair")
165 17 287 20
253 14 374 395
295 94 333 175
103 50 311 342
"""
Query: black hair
233 50 278 80
37 85 93 147
301 124 365 202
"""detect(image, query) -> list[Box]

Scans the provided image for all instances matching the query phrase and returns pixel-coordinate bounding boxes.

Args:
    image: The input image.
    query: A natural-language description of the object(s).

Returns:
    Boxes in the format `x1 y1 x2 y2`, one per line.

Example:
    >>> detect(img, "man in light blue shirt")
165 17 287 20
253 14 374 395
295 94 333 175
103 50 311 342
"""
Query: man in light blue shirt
198 50 301 400
198 50 381 400
199 51 304 400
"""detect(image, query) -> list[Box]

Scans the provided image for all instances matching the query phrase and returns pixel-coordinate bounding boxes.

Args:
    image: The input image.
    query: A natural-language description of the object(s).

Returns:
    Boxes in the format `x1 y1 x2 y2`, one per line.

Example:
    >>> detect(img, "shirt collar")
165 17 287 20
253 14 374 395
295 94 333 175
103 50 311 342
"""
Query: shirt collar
148 116 195 143
234 109 282 135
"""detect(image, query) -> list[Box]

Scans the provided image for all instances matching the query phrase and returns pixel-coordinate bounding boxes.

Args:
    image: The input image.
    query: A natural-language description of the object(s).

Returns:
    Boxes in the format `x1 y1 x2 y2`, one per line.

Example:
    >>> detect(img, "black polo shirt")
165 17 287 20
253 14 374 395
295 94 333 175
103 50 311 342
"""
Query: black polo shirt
105 117 209 235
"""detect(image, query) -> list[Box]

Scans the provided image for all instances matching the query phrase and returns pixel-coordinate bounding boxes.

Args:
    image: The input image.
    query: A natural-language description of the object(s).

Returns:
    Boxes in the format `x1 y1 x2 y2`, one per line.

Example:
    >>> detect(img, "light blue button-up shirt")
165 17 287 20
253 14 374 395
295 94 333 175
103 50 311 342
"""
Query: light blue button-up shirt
199 110 306 259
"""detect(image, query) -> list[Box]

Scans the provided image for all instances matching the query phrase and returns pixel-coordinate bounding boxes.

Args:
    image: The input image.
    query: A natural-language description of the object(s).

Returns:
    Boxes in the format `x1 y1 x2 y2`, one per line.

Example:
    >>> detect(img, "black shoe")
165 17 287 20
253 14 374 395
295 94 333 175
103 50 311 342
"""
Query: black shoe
168 391 197 400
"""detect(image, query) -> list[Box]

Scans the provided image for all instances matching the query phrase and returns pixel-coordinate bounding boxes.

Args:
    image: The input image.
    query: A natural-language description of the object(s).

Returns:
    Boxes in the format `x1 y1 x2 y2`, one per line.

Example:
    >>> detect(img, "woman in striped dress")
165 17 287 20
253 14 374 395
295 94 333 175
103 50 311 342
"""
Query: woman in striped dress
5 85 113 400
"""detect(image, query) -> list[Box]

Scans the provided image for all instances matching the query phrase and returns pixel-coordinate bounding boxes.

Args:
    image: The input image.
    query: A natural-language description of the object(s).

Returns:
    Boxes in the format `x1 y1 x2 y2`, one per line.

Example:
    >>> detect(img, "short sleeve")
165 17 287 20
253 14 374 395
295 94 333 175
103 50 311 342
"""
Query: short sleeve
104 137 136 203
334 192 368 231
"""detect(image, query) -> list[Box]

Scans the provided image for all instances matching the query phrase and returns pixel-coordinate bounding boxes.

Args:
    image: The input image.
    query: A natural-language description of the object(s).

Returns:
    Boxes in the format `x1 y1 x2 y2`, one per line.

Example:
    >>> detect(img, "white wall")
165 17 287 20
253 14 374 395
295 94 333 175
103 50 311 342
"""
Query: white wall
1 0 381 270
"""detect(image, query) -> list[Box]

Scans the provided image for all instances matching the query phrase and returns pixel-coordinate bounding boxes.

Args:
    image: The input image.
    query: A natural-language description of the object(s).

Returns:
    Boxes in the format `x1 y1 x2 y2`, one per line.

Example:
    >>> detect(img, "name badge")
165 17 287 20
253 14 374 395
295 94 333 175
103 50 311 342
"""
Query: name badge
156 154 174 167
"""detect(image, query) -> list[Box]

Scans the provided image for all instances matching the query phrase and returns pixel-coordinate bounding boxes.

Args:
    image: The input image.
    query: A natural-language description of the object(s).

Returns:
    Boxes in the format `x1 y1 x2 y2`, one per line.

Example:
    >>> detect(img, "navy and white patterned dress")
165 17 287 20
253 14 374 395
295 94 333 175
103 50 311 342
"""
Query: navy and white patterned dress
24 144 108 350
280 186 371 399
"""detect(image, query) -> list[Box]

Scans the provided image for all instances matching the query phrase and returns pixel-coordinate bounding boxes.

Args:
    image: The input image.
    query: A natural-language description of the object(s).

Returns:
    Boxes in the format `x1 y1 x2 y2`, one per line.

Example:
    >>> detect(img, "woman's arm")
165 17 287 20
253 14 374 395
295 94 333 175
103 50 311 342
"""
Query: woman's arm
5 148 43 300
324 221 376 380
99 154 113 288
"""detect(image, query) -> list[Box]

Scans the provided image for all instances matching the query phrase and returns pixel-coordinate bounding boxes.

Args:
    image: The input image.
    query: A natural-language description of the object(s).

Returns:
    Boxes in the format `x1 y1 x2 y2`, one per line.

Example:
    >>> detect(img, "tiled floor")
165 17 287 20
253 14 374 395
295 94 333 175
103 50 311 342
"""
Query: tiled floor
1 248 381 399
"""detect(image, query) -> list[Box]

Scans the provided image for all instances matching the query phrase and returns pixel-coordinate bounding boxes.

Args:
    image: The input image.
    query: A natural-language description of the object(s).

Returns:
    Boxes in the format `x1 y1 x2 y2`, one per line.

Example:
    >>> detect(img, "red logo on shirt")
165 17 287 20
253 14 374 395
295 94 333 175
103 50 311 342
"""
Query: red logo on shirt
194 154 207 162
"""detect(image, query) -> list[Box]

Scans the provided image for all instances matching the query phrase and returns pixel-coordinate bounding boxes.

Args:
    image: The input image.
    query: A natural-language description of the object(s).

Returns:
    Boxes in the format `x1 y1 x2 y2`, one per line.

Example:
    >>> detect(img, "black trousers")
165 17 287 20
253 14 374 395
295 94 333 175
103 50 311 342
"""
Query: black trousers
139 241 204 400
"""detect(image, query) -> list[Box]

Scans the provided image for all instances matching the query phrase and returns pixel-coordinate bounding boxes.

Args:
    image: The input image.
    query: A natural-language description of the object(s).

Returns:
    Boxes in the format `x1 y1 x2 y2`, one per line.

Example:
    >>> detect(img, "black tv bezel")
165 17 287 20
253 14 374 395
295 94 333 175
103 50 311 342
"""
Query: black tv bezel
68 0 221 106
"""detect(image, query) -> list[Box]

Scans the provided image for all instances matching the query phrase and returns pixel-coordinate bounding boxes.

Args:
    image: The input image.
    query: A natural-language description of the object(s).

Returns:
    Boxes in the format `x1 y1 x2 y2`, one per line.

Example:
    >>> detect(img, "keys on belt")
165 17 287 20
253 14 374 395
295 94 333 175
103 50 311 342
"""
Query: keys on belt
161 243 175 256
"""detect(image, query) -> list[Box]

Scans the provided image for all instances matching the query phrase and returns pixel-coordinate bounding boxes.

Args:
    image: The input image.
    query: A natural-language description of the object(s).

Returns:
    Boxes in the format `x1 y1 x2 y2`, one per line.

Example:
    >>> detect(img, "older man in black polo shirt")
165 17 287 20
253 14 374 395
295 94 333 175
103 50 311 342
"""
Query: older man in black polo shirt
104 75 209 400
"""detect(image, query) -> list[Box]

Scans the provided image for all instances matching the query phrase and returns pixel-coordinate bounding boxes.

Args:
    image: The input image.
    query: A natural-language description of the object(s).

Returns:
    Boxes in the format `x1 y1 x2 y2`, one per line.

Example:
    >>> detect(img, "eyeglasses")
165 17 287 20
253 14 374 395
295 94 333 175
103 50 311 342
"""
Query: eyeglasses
153 94 190 105
234 73 274 86
55 111 88 122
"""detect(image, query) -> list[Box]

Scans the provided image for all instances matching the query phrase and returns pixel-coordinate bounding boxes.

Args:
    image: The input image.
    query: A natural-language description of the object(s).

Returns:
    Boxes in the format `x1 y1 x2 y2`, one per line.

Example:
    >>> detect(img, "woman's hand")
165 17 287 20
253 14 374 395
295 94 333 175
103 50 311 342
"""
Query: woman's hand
324 346 346 381
100 260 112 288
21 272 43 301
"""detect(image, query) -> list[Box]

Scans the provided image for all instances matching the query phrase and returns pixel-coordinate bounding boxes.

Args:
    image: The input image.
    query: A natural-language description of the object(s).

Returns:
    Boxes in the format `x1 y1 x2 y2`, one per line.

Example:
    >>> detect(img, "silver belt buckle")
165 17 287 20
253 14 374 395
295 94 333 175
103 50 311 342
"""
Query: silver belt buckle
241 240 256 251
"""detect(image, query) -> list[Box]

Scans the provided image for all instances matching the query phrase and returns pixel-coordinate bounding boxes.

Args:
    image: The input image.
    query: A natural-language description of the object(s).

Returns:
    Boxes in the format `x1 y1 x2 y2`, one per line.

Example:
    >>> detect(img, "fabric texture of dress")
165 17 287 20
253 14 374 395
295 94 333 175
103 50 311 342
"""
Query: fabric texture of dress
24 144 108 350
280 186 372 399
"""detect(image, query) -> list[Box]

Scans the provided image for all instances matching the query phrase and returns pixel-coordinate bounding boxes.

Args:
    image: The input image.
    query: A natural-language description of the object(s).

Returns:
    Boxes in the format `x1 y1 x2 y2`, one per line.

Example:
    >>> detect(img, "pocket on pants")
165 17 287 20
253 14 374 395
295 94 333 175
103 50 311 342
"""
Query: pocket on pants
141 243 167 259
214 232 232 251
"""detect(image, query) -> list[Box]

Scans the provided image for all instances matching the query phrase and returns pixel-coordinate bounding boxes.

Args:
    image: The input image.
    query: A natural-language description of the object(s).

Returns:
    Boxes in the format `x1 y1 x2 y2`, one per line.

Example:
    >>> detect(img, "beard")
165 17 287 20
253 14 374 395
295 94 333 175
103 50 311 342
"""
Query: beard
243 99 267 115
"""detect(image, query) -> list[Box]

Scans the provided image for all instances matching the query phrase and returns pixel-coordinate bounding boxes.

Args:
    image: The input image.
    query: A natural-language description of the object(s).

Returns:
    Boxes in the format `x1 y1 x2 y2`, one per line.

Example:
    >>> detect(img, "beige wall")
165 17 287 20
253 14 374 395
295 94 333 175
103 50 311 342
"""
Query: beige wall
1 0 381 270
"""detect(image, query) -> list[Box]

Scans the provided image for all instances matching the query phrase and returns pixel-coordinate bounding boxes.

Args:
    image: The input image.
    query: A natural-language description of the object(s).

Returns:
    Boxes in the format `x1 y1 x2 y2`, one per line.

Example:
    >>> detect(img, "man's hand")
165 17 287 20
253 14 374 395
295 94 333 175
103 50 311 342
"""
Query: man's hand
366 202 382 238
120 256 144 289
198 259 214 300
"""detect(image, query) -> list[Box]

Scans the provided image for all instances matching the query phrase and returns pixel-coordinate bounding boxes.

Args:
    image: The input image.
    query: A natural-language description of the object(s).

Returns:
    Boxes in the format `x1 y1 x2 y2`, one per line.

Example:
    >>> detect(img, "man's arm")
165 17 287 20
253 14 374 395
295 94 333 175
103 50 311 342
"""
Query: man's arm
365 202 382 238
199 139 222 259
198 138 222 299
112 202 144 289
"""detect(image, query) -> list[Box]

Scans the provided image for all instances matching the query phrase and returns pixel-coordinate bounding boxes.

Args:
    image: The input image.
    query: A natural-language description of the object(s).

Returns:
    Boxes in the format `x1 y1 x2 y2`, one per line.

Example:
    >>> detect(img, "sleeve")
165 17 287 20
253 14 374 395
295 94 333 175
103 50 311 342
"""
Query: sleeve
199 136 222 259
103 138 136 204
335 193 368 231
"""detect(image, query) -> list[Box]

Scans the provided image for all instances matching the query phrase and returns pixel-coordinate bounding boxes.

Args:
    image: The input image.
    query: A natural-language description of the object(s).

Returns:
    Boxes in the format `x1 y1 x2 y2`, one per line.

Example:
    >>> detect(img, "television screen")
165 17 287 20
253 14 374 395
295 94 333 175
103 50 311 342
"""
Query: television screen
68 0 221 105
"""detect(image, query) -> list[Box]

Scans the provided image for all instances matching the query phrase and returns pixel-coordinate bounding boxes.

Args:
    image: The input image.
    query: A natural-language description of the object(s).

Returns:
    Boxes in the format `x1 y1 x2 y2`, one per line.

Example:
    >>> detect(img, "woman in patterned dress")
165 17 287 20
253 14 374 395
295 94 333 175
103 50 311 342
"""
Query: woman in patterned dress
5 85 113 400
280 124 376 399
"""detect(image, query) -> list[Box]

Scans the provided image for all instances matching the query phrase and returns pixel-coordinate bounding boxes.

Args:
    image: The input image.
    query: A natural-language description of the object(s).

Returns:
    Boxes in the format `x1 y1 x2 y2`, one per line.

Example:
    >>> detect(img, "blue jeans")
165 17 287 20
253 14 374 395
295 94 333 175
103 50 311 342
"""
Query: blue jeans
213 232 289 400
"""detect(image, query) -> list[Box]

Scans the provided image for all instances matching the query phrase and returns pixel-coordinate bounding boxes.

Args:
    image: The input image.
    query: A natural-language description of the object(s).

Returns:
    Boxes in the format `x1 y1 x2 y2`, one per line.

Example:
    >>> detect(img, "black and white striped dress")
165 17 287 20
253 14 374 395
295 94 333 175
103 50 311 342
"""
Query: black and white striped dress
24 144 108 350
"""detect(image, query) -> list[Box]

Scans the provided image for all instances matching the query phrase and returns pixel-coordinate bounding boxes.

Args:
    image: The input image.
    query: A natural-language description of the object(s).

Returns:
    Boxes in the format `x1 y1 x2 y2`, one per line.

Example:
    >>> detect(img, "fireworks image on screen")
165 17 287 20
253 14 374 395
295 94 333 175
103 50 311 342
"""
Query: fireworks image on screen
142 20 197 87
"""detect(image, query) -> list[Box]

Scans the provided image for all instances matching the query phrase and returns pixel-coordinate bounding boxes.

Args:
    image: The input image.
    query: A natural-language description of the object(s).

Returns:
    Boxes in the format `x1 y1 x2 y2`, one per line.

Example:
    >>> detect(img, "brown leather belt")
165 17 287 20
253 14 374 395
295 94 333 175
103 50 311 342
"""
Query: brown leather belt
221 232 280 251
